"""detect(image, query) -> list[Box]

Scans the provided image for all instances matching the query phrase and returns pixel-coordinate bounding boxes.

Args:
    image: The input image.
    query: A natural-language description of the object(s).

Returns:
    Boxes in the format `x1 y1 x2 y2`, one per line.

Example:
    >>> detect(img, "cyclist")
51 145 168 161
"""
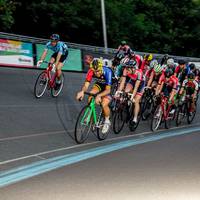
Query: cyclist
146 60 164 89
174 60 190 84
155 68 179 111
76 58 113 134
37 34 68 89
116 40 131 56
159 54 169 66
179 72 198 113
116 60 145 130
140 53 153 71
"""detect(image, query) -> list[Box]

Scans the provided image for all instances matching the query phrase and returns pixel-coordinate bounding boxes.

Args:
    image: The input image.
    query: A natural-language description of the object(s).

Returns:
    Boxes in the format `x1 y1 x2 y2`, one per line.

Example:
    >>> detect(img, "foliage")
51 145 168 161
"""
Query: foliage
1 0 200 56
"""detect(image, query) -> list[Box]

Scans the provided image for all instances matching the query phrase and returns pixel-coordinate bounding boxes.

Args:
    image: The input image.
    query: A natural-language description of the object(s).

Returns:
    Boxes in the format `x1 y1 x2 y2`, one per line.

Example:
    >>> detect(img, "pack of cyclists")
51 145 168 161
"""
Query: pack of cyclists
76 40 199 135
38 36 199 136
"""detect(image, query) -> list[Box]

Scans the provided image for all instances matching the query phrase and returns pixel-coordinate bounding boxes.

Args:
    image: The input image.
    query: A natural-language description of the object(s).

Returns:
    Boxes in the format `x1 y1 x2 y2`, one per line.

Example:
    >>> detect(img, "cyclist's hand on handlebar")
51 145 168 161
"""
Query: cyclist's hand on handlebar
76 91 84 101
37 60 43 67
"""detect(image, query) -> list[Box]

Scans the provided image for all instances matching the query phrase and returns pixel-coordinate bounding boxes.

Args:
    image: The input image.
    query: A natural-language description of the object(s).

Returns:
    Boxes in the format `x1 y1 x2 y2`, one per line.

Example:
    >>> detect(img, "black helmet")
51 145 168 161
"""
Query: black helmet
188 72 195 80
50 34 60 41
164 68 173 78
189 63 196 70
178 60 186 65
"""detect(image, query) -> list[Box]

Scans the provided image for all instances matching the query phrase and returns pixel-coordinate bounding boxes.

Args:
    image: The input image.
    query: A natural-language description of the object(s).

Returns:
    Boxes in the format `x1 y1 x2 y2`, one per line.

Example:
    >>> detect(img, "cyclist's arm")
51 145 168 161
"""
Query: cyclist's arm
156 82 164 95
118 68 128 91
39 49 48 61
147 71 154 87
169 88 176 101
132 80 141 98
81 81 90 92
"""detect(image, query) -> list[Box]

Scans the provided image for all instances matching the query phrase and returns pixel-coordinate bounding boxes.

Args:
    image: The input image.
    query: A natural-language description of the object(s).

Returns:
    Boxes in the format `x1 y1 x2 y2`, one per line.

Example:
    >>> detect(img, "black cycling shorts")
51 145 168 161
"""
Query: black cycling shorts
51 51 68 63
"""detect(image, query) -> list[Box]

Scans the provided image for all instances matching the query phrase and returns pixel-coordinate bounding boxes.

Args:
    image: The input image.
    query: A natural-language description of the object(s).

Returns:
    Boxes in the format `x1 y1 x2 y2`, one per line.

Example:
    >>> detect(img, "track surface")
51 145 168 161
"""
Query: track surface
0 67 200 199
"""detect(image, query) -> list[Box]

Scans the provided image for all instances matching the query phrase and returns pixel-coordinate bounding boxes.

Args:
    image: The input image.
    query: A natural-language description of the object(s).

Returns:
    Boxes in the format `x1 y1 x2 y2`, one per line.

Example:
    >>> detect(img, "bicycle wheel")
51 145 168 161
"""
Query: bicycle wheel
142 97 153 120
34 71 48 98
74 106 92 144
51 74 64 97
187 101 196 124
151 105 163 131
113 105 126 134
165 106 175 129
96 109 110 140
176 104 186 126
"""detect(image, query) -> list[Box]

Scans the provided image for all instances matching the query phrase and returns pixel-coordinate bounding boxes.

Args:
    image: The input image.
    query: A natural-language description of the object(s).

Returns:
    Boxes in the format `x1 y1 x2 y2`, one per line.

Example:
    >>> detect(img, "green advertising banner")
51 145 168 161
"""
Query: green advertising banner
0 38 33 67
36 44 82 71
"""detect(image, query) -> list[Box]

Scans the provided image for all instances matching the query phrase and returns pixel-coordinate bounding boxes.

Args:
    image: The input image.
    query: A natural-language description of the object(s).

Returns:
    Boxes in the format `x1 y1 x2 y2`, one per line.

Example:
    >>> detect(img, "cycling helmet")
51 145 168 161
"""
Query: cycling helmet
90 58 103 71
188 72 195 80
189 63 196 70
154 63 162 74
167 58 175 66
144 54 153 61
121 40 127 46
50 34 60 41
149 60 158 69
164 68 173 78
178 59 186 65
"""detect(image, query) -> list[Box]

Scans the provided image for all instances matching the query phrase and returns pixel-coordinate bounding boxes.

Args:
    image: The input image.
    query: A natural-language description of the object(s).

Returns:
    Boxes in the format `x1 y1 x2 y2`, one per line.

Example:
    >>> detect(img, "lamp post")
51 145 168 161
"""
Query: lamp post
100 0 108 53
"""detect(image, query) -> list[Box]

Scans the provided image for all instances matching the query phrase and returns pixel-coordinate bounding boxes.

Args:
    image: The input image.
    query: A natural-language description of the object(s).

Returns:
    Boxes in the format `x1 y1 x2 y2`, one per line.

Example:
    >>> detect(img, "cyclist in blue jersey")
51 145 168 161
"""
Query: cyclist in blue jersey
76 58 113 134
37 34 69 89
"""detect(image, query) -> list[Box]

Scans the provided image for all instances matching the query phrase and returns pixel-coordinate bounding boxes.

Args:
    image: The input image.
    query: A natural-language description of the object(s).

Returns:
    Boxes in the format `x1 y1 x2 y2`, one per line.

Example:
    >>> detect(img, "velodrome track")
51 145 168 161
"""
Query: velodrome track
0 67 200 199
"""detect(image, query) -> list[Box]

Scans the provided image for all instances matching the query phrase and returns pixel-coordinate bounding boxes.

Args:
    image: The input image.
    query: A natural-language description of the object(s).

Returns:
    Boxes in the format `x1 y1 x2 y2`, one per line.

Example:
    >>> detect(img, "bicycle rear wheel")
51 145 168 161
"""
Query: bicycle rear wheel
187 101 196 124
74 106 92 144
34 71 48 98
151 105 163 131
176 104 186 126
51 74 64 97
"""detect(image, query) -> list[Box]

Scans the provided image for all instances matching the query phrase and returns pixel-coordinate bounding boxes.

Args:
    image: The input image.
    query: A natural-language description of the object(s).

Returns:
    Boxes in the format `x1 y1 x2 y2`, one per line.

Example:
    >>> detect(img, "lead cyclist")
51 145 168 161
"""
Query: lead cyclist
37 34 69 90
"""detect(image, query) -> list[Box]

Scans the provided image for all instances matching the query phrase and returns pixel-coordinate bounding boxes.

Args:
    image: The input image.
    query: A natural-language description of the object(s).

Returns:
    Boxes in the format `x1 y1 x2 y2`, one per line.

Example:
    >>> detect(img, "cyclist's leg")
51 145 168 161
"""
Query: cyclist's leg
89 84 100 103
101 96 112 133
133 93 143 122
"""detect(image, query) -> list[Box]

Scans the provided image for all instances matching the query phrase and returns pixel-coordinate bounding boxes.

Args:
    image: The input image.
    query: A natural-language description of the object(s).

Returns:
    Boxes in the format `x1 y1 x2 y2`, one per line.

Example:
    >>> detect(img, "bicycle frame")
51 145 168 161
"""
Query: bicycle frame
45 65 57 88
81 97 97 126
160 96 172 120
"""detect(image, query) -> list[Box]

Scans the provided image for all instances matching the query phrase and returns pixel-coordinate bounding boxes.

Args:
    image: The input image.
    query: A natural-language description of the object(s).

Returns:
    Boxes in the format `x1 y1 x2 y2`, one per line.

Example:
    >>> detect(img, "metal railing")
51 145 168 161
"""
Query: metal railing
1 31 200 62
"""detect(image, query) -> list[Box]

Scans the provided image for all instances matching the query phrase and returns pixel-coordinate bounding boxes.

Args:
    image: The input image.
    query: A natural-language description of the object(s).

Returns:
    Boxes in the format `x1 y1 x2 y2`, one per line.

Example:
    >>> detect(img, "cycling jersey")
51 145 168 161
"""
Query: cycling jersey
140 59 149 72
45 41 68 55
86 66 113 86
175 64 190 83
182 79 199 95
116 45 131 55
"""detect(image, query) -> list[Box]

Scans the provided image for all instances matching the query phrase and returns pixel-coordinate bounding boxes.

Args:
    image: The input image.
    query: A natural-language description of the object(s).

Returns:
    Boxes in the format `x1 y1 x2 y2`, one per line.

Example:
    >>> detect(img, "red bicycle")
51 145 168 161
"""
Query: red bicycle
34 61 64 98
151 94 176 131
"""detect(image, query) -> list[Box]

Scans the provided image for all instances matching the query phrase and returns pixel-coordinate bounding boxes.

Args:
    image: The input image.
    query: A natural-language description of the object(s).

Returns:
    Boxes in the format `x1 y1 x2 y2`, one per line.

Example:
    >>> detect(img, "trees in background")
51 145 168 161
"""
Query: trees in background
1 0 200 56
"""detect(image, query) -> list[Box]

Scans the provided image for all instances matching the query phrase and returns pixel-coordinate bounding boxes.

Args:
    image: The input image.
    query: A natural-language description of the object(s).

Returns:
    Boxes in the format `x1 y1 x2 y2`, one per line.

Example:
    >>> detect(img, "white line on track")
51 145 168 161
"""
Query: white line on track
0 130 68 142
0 123 198 166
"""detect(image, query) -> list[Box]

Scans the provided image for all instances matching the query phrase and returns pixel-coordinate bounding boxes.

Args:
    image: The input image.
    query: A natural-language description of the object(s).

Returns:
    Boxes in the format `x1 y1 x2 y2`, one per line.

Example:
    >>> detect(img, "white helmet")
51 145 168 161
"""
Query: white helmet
167 58 174 66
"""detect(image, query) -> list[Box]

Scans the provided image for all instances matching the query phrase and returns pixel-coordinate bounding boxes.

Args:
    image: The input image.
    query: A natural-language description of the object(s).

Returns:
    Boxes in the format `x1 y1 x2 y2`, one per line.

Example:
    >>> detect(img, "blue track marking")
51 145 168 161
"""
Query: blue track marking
0 126 200 188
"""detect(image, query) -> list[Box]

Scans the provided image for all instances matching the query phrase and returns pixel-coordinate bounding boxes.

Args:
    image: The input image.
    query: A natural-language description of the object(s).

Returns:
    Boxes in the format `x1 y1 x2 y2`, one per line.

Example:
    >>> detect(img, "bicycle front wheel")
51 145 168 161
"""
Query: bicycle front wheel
96 109 110 140
74 106 93 144
34 71 48 98
113 106 126 134
51 74 64 97
151 105 163 131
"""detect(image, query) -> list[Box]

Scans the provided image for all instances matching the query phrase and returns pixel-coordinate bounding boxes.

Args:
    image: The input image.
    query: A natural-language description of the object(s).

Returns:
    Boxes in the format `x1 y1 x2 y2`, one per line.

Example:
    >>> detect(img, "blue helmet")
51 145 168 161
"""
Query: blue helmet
50 34 60 41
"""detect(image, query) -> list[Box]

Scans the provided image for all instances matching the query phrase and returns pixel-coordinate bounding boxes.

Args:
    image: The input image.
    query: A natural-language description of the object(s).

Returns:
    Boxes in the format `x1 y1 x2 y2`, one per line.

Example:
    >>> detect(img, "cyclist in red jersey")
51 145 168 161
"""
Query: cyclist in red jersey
140 53 153 72
116 60 145 130
146 60 164 89
156 68 179 104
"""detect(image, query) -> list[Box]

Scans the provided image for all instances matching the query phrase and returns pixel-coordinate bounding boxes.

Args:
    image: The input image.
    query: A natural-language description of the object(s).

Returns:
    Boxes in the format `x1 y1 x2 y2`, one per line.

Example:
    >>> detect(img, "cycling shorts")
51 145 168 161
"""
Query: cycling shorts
51 52 68 64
